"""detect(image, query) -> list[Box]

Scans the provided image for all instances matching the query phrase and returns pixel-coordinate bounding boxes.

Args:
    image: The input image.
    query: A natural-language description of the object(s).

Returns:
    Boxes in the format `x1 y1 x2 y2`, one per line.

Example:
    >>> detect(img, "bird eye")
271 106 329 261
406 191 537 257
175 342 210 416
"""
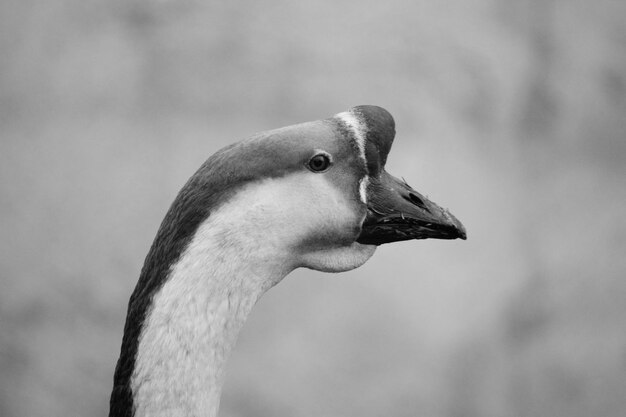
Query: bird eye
307 153 331 172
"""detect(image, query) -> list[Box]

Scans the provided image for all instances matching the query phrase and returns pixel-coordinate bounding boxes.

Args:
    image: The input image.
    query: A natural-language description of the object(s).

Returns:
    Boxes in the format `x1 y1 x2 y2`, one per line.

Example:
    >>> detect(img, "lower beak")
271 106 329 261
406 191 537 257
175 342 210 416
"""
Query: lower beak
357 171 467 245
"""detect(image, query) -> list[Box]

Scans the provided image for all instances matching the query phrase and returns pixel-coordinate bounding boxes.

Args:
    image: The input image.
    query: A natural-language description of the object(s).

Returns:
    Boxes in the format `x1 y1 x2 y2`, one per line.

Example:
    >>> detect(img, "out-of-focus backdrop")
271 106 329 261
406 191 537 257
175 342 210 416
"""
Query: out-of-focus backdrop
2 1 625 416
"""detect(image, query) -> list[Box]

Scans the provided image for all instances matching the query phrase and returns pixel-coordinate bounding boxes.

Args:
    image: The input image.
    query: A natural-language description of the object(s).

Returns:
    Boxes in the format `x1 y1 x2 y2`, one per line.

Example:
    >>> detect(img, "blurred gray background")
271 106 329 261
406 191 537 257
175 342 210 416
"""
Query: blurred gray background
1 1 626 416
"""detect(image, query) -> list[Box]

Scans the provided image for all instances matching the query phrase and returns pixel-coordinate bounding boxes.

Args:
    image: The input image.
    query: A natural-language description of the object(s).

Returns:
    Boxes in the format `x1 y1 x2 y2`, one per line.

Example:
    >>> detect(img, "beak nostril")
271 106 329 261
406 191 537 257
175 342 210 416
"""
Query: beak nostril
405 192 429 211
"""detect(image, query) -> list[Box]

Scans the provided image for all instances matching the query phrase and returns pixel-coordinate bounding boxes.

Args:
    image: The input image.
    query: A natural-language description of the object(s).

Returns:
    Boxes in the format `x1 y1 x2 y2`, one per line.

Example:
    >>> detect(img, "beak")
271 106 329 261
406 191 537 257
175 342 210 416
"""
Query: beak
357 171 467 245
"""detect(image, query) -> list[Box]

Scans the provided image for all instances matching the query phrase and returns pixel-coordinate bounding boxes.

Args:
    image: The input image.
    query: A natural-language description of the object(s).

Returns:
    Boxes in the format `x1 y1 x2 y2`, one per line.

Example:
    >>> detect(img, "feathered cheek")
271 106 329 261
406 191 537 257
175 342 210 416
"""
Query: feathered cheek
338 204 369 244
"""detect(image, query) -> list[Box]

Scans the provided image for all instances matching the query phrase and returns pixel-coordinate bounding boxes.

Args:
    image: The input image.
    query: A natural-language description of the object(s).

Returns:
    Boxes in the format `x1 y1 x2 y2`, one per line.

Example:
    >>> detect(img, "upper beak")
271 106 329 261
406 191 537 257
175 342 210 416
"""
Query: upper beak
357 171 467 245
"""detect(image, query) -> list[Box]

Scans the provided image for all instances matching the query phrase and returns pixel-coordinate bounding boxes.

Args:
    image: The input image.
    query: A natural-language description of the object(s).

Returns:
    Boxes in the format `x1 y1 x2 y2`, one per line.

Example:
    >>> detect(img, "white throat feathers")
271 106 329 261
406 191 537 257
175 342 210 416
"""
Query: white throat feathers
130 174 376 417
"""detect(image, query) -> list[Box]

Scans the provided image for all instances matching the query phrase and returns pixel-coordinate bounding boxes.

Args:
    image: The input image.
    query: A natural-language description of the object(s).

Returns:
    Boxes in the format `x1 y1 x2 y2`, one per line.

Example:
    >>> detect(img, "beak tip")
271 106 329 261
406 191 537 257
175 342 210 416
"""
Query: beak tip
443 208 467 241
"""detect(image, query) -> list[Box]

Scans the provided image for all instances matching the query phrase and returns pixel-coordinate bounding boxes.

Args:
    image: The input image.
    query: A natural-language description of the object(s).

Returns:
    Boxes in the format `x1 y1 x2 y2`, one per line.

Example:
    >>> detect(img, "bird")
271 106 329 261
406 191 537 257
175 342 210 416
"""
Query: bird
109 105 466 417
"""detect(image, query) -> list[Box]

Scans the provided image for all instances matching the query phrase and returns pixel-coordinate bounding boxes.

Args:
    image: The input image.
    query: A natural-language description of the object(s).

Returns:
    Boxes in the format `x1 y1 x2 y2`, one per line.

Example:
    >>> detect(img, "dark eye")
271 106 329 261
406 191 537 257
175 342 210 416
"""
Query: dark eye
307 153 331 172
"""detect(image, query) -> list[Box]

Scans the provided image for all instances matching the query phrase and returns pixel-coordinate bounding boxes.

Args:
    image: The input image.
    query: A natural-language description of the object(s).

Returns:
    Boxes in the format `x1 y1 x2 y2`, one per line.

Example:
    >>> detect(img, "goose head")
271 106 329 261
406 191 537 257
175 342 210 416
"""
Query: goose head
183 105 465 274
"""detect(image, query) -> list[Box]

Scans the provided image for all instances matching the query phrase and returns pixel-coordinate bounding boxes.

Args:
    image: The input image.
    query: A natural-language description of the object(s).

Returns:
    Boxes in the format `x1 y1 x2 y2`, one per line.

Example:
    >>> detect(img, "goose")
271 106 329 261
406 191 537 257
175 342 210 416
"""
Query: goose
109 105 466 417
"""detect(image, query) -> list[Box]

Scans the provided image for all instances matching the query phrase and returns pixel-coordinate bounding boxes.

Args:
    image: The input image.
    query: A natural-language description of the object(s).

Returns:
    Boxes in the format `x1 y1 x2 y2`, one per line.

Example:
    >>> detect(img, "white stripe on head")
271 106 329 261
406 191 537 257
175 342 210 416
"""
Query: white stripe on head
358 176 369 204
335 111 369 204
336 111 370 204
336 111 367 166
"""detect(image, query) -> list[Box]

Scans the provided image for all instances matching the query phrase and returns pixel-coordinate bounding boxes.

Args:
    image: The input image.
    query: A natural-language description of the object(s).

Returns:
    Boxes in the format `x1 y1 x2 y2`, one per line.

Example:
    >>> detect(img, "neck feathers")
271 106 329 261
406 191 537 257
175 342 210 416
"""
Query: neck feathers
110 178 295 417
130 214 281 417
